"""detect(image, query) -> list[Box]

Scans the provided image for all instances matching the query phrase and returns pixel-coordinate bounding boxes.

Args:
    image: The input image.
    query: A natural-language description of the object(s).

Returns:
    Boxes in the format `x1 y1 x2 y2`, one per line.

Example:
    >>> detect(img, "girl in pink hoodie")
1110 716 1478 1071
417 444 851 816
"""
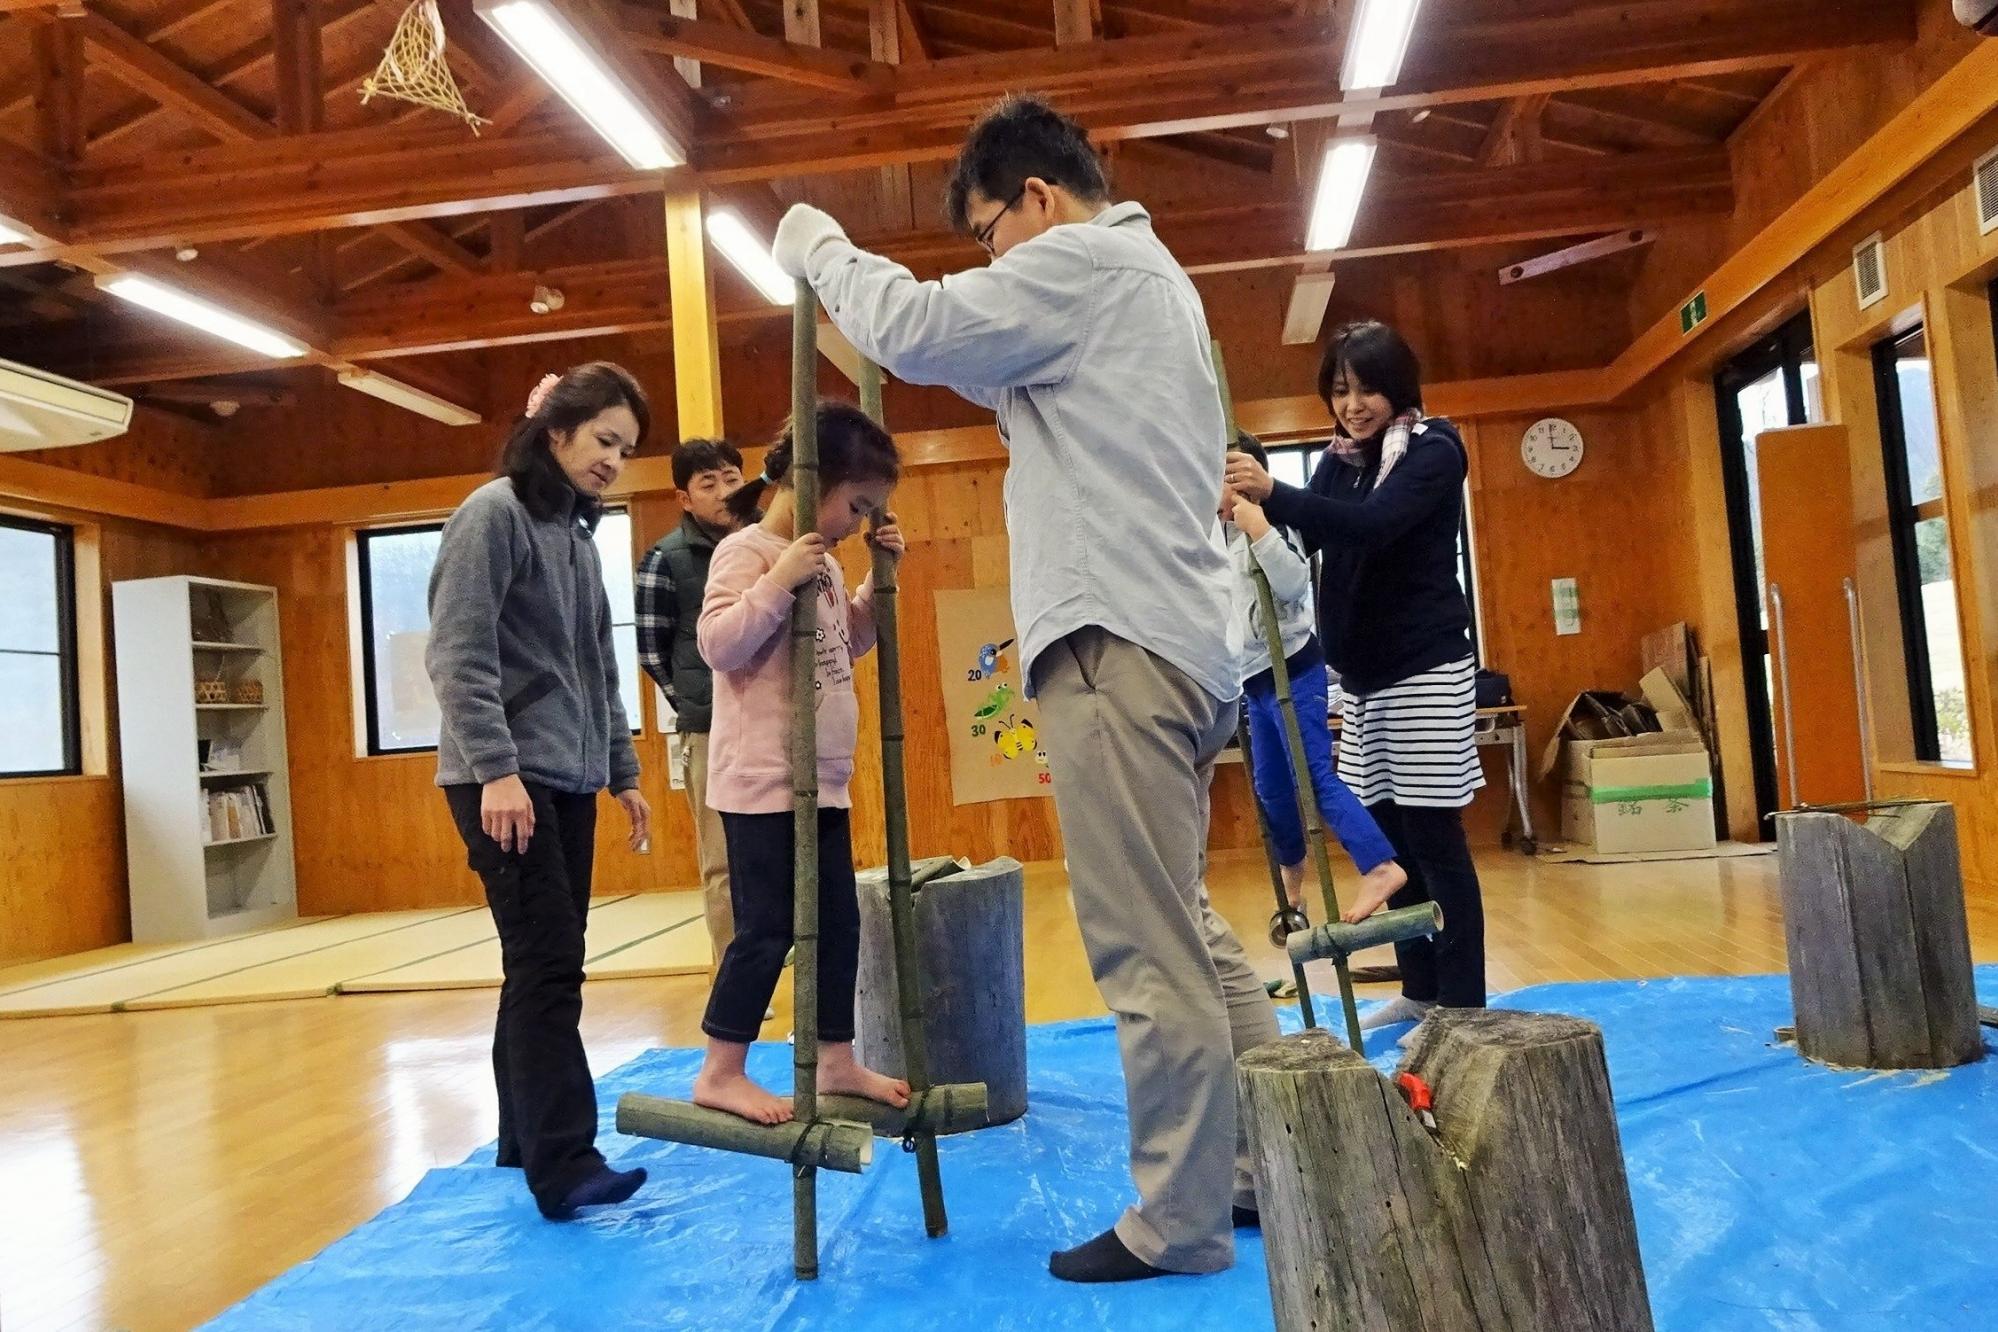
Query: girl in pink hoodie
693 401 910 1125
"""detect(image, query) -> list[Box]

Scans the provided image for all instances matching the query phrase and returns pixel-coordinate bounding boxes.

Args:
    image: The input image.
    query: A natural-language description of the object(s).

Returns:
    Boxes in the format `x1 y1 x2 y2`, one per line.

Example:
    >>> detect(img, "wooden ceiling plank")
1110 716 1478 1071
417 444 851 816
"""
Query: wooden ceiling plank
620 5 889 91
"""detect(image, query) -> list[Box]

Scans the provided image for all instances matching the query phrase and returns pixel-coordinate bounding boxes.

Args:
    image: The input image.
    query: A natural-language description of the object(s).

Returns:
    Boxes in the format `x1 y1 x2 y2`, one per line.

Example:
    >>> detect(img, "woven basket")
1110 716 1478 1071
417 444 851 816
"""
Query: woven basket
195 677 229 704
232 679 265 705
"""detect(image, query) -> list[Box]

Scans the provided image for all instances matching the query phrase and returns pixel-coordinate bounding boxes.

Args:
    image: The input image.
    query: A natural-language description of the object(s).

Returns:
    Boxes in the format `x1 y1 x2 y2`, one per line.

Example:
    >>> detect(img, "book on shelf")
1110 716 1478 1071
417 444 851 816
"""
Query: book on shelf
204 782 274 843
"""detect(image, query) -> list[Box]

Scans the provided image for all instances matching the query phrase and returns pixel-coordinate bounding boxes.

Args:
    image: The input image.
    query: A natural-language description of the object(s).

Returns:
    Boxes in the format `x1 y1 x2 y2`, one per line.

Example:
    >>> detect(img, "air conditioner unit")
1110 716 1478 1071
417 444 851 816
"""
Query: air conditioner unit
0 358 133 452
1956 0 1998 35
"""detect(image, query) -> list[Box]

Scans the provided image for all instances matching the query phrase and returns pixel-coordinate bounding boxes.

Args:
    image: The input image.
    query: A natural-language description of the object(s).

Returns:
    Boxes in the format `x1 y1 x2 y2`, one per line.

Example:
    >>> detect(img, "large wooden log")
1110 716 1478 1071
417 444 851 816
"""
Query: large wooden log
616 1094 875 1174
1239 1009 1653 1332
855 857 1028 1128
1776 802 1983 1069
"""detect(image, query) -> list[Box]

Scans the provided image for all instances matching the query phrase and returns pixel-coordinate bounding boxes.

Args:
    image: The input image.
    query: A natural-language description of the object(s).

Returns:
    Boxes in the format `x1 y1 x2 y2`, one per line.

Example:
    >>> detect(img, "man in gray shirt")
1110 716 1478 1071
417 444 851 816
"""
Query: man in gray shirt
774 95 1279 1283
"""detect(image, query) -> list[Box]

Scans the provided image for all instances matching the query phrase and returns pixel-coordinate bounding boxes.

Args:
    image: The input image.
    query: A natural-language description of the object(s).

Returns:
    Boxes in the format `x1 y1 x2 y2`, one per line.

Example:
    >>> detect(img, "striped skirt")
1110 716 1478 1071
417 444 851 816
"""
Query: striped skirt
1336 657 1485 809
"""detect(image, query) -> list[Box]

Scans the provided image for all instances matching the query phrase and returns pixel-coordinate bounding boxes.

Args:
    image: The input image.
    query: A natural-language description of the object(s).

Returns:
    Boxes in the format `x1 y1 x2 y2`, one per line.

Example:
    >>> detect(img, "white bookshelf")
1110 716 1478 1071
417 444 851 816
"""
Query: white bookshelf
112 576 298 943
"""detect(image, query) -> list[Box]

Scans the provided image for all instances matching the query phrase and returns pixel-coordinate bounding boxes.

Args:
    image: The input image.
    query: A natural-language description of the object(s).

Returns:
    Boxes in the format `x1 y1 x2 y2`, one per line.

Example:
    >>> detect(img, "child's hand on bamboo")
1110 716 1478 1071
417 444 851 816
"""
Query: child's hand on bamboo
771 533 828 588
1228 489 1273 540
868 516 906 563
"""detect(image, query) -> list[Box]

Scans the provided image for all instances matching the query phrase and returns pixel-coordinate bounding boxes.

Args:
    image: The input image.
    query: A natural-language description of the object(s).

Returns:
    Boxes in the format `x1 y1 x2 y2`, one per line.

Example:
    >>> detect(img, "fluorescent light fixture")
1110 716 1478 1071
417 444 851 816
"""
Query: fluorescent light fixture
337 368 483 426
1342 0 1425 91
1305 138 1378 253
705 210 793 306
0 220 28 247
97 275 307 360
481 0 684 171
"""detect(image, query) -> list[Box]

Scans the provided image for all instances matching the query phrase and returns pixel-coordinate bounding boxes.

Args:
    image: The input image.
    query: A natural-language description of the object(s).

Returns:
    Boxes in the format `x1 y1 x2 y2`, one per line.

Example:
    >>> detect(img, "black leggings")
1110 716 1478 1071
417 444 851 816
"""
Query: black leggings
702 807 860 1044
1368 800 1487 1008
443 782 605 1215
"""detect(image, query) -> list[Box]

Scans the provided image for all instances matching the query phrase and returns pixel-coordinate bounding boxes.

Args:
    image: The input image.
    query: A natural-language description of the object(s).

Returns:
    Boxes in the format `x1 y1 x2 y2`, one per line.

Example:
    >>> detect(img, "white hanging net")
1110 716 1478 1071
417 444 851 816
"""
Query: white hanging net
360 0 491 134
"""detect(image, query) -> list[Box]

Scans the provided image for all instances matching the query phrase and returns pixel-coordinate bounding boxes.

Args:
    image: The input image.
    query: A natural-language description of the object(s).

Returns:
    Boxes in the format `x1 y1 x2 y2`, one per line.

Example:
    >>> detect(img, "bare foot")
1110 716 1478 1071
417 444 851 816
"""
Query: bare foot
818 1056 911 1109
693 1068 795 1125
1279 862 1306 911
1341 861 1409 924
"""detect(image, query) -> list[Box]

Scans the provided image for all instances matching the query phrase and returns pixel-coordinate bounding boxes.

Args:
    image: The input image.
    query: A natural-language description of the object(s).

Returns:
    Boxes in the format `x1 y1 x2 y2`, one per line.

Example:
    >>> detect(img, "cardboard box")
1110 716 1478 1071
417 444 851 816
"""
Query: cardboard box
1559 732 1717 855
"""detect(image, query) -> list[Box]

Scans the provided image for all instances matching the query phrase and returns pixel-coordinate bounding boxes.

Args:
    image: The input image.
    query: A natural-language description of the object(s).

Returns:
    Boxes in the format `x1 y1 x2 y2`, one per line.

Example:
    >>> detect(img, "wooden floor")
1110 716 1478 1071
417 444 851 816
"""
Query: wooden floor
4 847 1993 1332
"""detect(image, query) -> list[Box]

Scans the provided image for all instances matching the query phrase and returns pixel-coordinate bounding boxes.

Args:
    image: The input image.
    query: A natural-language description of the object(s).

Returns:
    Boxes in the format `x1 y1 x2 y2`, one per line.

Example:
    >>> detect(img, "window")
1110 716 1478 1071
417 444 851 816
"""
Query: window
356 511 642 756
1263 441 1482 662
0 515 80 777
1715 312 1822 825
1874 324 1971 765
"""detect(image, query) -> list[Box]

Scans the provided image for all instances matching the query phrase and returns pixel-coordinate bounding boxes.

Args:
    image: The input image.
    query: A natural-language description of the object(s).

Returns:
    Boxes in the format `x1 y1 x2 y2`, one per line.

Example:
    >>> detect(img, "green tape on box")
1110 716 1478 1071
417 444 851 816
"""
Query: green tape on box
1590 780 1714 805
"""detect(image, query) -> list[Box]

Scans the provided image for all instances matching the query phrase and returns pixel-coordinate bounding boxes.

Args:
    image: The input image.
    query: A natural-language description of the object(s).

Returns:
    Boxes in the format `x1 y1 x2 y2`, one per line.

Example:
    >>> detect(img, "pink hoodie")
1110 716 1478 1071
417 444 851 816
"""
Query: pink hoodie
698 525 877 814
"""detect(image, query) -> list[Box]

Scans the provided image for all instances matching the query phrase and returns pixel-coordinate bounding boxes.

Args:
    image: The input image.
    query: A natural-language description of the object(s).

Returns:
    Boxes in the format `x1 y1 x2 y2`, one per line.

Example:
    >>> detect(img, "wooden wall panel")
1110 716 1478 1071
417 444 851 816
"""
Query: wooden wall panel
15 406 221 499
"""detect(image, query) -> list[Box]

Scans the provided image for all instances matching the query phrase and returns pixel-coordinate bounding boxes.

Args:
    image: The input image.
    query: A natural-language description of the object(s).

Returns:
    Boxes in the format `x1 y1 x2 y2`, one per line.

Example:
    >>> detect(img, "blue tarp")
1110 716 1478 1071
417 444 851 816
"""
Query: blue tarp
210 970 1998 1330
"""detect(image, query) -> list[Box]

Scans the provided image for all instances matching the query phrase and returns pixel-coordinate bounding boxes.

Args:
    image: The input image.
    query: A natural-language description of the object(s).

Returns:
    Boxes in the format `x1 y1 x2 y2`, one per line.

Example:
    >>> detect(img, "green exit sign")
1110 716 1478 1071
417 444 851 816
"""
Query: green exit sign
1680 291 1709 334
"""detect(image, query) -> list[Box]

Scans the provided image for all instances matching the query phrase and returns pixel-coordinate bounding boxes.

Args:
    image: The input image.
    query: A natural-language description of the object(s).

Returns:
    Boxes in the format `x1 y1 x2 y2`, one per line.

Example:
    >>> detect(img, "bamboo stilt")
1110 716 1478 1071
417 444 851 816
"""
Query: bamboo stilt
617 1096 876 1173
857 356 952 1237
1212 338 1364 1050
1237 710 1319 1029
1288 903 1443 967
815 1082 990 1137
790 281 822 1280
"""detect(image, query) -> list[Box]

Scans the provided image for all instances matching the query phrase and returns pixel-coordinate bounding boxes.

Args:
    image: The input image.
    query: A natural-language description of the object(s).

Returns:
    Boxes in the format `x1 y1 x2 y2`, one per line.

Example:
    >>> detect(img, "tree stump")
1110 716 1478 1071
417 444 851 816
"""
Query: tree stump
855 856 1027 1130
1776 802 1983 1069
1238 1010 1653 1332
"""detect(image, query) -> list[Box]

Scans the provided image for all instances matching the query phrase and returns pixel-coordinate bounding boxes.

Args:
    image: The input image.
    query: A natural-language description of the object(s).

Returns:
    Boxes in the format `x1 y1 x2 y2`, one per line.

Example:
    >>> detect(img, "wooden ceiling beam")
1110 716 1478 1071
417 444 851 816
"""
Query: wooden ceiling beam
32 16 87 167
619 5 890 91
73 9 276 142
1054 0 1101 46
0 134 66 242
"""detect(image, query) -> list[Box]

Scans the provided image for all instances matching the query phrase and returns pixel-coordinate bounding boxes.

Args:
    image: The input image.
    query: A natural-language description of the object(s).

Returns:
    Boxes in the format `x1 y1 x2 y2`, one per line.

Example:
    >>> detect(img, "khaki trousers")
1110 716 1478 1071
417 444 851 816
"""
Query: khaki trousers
1033 627 1281 1273
679 731 734 966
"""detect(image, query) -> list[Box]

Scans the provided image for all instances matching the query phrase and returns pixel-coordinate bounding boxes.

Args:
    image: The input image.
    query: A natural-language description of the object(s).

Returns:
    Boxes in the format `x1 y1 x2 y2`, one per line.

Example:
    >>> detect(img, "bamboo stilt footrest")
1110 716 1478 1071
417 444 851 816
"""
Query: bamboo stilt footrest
1286 903 1443 967
815 1081 990 1138
616 1094 875 1174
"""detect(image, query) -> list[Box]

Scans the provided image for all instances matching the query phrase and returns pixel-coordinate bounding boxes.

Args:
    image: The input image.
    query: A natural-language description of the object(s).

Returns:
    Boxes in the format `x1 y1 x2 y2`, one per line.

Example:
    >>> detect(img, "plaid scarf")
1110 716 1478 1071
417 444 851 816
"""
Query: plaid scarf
1324 408 1424 492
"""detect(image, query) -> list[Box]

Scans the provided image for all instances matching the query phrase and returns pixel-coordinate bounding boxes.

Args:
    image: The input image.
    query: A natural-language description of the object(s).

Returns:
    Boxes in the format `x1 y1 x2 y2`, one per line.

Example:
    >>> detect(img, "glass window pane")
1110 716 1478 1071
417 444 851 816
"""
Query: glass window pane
363 527 444 752
0 651 66 774
1734 366 1787 630
0 524 59 653
1914 518 1971 766
614 624 642 728
1891 328 1943 506
595 512 635 629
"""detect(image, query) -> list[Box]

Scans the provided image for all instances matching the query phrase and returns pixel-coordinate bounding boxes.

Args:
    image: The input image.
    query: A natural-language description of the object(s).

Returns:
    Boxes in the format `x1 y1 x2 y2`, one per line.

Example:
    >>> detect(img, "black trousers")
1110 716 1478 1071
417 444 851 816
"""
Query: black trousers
444 782 604 1214
702 807 860 1045
1368 799 1487 1009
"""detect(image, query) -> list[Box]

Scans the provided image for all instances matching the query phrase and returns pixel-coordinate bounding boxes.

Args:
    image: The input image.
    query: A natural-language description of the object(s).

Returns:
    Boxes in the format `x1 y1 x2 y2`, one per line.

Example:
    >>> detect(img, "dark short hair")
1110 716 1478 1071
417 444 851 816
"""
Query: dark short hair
500 362 651 523
1233 431 1268 467
727 401 901 525
1318 321 1423 419
946 94 1110 234
672 438 744 491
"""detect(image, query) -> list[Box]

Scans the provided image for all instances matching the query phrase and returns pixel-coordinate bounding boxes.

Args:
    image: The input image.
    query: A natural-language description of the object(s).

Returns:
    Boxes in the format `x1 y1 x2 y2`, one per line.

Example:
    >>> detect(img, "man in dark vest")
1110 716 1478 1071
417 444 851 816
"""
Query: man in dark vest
637 439 745 972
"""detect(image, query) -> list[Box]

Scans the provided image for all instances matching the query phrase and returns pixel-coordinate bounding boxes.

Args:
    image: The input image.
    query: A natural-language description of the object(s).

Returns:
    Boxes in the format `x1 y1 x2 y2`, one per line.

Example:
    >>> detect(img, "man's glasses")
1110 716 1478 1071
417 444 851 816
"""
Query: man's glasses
973 186 1027 254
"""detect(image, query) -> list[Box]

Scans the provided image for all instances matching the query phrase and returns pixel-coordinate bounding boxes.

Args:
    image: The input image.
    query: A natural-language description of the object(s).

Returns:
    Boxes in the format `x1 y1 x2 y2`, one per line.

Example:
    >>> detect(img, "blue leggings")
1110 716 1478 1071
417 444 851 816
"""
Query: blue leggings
1244 663 1397 875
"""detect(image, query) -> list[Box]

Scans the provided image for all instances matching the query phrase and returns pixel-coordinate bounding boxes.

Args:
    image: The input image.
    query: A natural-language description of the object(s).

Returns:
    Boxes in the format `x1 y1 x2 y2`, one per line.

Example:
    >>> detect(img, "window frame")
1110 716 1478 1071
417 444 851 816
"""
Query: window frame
1871 323 1953 764
0 512 82 779
355 510 644 757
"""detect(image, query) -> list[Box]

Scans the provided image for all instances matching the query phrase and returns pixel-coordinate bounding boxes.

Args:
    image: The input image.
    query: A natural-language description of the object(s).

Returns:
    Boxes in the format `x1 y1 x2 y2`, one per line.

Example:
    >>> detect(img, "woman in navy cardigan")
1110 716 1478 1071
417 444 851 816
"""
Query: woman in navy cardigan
1225 321 1487 1033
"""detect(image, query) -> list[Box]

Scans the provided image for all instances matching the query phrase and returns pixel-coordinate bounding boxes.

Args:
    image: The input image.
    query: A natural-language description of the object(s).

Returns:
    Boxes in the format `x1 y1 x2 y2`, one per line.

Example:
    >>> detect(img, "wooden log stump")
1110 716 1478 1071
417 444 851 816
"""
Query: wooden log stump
855 856 1027 1130
1776 802 1983 1069
1239 1010 1653 1332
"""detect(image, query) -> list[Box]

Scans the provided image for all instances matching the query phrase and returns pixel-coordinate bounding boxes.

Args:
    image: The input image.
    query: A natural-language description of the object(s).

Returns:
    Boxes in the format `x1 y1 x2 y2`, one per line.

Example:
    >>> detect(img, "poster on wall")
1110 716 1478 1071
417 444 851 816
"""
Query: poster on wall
932 587 1050 806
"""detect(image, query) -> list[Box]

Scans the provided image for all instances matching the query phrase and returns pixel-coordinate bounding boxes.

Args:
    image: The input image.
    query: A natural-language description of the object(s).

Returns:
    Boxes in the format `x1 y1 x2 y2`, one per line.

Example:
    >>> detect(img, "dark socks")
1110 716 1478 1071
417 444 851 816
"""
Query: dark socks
1233 1205 1260 1229
1048 1228 1170 1283
541 1164 646 1221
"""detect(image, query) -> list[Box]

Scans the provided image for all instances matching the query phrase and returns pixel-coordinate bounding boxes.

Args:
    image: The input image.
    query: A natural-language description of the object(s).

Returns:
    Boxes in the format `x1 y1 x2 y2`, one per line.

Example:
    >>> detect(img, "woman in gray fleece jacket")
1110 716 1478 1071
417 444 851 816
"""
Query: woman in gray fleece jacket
425 361 654 1220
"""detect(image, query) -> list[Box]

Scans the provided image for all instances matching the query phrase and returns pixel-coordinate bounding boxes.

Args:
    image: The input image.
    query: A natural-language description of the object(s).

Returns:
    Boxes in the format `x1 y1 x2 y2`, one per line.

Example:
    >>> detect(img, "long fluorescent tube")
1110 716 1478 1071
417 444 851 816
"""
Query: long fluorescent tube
1306 138 1378 253
1342 0 1425 92
705 210 793 305
0 221 28 247
481 0 683 171
338 368 483 426
97 275 307 359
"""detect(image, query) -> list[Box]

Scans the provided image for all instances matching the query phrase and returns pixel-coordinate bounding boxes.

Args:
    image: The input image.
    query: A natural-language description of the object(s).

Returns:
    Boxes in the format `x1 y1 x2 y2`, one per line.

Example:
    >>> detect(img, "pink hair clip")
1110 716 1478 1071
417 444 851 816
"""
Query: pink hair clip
524 373 560 417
